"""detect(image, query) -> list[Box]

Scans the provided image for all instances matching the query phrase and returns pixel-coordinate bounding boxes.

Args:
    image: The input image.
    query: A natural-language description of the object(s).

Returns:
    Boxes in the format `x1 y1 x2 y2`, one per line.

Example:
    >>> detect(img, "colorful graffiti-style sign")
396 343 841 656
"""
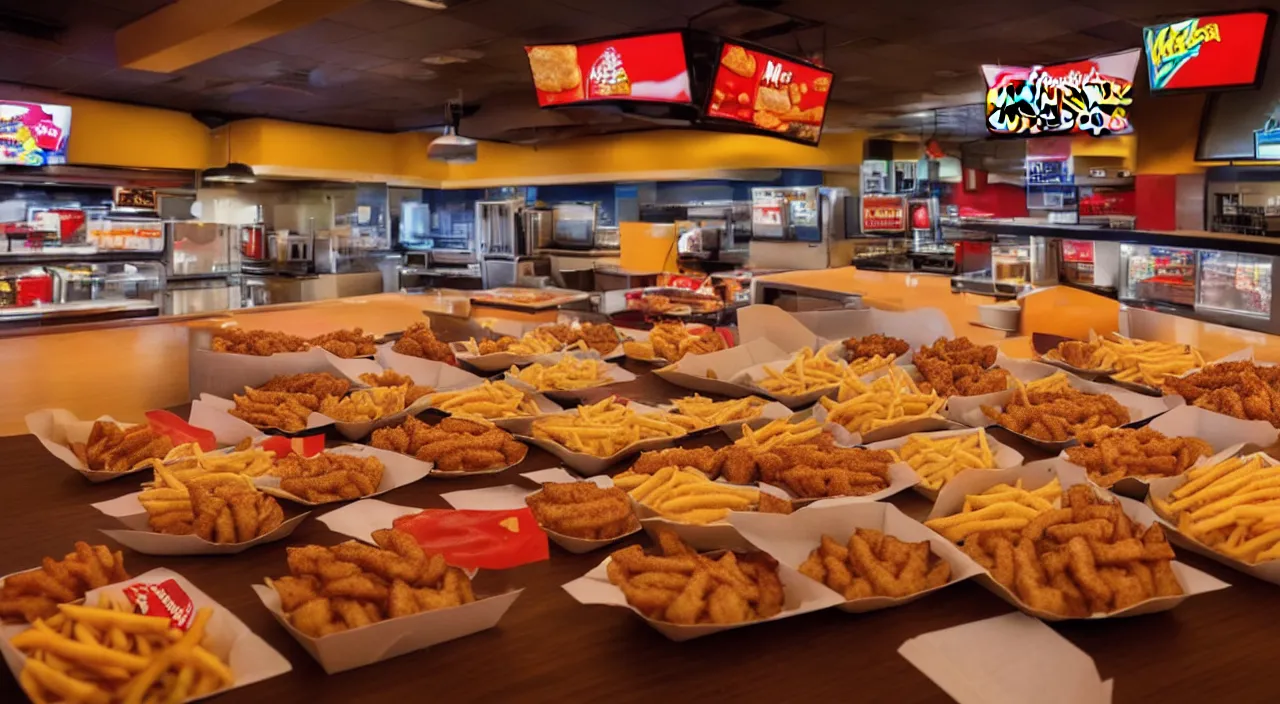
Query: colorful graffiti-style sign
1145 19 1221 90
1143 11 1272 93
984 54 1136 137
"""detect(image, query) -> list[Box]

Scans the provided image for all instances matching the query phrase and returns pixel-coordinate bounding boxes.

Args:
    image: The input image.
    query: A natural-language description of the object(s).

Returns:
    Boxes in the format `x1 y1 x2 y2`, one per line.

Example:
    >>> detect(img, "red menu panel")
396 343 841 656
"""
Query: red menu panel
705 43 832 144
526 32 691 107
1144 11 1272 92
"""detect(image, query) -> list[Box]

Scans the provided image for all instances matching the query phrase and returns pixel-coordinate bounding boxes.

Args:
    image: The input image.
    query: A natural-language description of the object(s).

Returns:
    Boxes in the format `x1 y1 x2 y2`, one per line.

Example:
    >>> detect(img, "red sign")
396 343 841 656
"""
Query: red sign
705 42 832 144
124 579 196 630
526 32 690 107
1062 240 1095 264
983 49 1140 137
861 196 906 233
1144 11 1273 93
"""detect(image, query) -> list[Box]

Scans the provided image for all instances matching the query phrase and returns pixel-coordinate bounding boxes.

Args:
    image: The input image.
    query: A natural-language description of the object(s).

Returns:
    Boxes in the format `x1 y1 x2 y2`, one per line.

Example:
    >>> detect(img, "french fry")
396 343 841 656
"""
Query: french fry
462 329 564 356
819 366 945 435
427 380 541 419
1151 452 1280 564
510 356 612 391
735 417 826 452
1023 371 1072 394
614 466 761 524
846 353 896 377
892 429 997 491
925 478 1063 543
756 343 847 396
670 394 768 425
531 397 703 457
1046 335 1204 386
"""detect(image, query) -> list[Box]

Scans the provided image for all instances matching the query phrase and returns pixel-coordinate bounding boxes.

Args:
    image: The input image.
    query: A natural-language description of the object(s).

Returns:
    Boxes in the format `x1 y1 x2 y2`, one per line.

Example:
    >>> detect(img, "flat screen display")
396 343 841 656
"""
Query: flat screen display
704 42 833 145
0 101 71 166
526 32 691 107
1144 11 1272 93
982 49 1140 137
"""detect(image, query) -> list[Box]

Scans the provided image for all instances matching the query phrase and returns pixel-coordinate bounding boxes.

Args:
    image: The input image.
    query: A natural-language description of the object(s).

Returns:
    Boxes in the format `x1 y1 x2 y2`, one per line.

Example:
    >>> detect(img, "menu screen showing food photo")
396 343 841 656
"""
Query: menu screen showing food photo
526 32 691 107
983 49 1140 137
1144 11 1273 93
0 101 71 166
705 42 833 144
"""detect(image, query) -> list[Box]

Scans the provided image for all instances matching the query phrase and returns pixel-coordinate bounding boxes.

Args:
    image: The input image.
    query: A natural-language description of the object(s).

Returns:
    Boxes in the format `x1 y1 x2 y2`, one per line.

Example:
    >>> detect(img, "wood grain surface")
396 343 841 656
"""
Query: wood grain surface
0 367 1271 704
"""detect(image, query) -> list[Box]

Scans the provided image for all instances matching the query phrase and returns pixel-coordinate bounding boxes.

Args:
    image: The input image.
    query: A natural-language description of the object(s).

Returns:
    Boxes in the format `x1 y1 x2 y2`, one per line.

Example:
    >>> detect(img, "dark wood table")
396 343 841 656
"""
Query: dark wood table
0 366 1273 704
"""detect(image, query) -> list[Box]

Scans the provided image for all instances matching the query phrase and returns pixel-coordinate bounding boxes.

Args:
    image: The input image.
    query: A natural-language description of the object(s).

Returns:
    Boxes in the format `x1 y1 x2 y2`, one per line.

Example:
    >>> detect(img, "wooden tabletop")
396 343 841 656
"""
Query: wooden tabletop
0 366 1274 704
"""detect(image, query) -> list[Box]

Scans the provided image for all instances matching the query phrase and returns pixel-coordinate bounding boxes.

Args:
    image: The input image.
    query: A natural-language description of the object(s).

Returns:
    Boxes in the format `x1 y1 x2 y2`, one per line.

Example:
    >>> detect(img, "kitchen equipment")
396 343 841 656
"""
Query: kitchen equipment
551 202 599 249
751 187 846 242
167 222 237 277
521 207 554 252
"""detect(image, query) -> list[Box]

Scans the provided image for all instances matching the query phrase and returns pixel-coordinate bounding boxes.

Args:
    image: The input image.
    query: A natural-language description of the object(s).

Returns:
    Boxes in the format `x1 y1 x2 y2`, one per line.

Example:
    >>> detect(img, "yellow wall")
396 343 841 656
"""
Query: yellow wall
60 96 213 170
1132 93 1206 175
891 142 922 161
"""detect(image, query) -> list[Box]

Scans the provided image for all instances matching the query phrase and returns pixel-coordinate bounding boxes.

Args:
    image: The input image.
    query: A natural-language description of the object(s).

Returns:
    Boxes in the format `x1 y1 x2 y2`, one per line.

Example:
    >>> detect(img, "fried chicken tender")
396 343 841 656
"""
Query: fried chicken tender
526 482 638 540
1066 427 1212 487
309 328 377 358
71 421 174 473
799 529 951 600
648 321 727 362
916 336 998 368
984 387 1130 442
913 337 1007 396
844 334 909 362
477 336 517 355
270 534 475 638
631 447 723 477
1164 362 1280 427
369 415 527 472
631 444 893 499
273 452 385 503
155 480 285 543
0 543 128 623
258 372 351 399
358 370 434 404
392 322 455 364
211 328 310 355
229 387 318 431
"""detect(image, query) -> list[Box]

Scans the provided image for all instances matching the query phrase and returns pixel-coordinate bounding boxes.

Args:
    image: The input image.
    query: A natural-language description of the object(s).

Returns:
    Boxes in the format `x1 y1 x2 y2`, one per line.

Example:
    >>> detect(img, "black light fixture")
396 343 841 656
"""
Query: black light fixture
202 124 256 184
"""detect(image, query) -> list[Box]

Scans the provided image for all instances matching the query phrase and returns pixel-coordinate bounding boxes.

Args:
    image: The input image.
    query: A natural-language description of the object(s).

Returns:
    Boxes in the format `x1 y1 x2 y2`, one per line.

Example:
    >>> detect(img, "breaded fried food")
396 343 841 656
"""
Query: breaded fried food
229 387 318 432
631 446 723 477
477 336 517 355
70 421 174 473
642 321 726 363
211 327 310 355
258 372 351 399
1066 427 1212 488
269 532 474 638
631 442 893 499
799 529 951 600
916 337 998 369
272 452 386 503
1163 361 1280 427
1047 335 1204 387
525 482 638 540
577 322 621 356
309 328 377 358
359 369 434 404
321 386 409 422
392 322 455 364
147 472 285 544
607 529 783 625
983 386 1130 442
0 542 128 622
844 334 909 362
370 416 527 472
913 337 1008 396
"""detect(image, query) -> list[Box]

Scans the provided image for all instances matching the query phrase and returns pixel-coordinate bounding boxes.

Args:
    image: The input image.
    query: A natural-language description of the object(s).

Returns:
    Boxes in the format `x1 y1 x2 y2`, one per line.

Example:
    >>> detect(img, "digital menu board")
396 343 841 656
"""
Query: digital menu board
982 49 1140 137
704 42 832 145
0 101 71 166
525 32 691 107
1144 11 1273 93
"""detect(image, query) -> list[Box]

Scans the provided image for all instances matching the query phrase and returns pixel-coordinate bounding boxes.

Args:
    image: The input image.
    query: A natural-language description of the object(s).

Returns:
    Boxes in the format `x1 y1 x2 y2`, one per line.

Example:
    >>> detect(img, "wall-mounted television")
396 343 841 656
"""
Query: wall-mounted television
982 49 1140 138
702 41 833 145
0 101 71 166
1144 10 1273 94
525 32 692 107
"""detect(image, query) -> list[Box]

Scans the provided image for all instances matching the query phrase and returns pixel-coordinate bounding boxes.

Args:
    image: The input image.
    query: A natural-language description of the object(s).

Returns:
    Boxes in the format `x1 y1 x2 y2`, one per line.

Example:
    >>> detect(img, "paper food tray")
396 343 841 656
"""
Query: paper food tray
188 393 326 445
561 553 845 641
503 357 638 405
731 346 848 409
654 337 789 398
638 515 754 552
809 402 962 445
90 492 308 556
731 502 985 613
737 304 955 356
189 346 335 400
426 443 527 480
763 462 921 508
0 567 292 700
25 409 155 483
253 582 522 674
940 356 1066 425
442 480 638 554
618 323 716 366
254 444 431 506
659 399 793 441
332 352 484 392
510 402 685 476
864 427 1025 502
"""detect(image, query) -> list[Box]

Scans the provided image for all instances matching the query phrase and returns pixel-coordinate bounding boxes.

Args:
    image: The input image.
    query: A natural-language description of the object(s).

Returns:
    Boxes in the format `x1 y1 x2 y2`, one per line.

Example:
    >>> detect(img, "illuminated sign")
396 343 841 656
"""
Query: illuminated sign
1144 11 1272 93
861 196 906 233
982 49 1140 137
526 32 691 107
0 101 71 166
704 42 833 145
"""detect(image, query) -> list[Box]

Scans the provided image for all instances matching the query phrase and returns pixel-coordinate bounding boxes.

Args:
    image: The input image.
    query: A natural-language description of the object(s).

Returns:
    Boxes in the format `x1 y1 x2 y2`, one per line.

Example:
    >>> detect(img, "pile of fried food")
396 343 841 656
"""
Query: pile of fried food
273 451 385 503
12 597 234 703
818 366 946 436
371 416 526 472
268 531 475 638
211 327 310 355
842 334 908 376
358 370 435 405
464 329 566 356
983 381 1130 443
614 466 781 524
735 417 830 451
607 530 784 625
428 380 543 420
1065 427 1213 488
229 372 352 431
914 337 1010 397
928 481 1182 616
0 542 128 623
525 482 639 539
391 322 456 364
544 322 621 356
139 457 285 543
668 394 768 426
891 429 997 492
320 386 412 423
72 420 174 473
755 344 846 397
799 529 952 600
1163 361 1280 428
1152 453 1280 564
309 328 377 358
1046 335 1204 387
623 321 726 363
531 397 702 457
509 355 615 391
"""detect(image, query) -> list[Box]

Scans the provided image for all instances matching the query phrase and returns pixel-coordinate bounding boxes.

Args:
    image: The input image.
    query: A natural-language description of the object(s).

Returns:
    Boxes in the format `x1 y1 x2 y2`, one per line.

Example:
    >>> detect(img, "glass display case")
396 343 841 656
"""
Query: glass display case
0 260 163 323
850 237 911 271
1198 250 1273 318
950 235 1058 298
1120 245 1197 308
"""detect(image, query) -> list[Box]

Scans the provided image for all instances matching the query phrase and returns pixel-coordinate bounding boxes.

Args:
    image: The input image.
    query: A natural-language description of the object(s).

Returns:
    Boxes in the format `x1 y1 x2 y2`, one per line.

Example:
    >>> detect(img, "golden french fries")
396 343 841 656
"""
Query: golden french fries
670 394 767 425
735 417 827 451
1023 371 1072 394
925 478 1063 543
531 397 704 457
320 386 408 422
1047 335 1204 387
893 429 996 491
847 353 896 377
614 466 760 524
144 443 277 481
428 380 542 419
819 366 945 435
509 356 612 391
13 596 234 704
1151 453 1280 564
756 344 846 396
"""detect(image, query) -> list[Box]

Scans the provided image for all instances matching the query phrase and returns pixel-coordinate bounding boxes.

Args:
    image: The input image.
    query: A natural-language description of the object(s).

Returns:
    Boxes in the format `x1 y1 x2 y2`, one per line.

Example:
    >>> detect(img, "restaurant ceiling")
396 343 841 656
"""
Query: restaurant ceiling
0 0 1265 143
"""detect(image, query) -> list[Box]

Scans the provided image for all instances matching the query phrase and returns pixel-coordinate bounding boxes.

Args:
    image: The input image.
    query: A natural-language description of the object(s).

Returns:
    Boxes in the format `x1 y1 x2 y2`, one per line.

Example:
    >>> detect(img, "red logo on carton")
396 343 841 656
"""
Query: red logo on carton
124 579 195 630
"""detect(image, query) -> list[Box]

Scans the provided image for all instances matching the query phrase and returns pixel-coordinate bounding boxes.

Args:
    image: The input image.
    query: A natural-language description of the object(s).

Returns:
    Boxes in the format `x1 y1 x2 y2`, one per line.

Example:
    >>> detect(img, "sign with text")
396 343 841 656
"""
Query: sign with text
1144 11 1272 93
0 101 71 166
526 32 691 107
113 187 158 210
704 42 833 145
983 49 1139 137
861 195 907 233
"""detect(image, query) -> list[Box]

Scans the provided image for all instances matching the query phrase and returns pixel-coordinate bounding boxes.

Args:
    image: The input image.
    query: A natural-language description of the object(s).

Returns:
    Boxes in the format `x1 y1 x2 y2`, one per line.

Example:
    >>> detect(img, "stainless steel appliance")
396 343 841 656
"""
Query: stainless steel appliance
751 187 847 242
551 202 600 250
165 221 241 315
477 199 519 287
521 208 554 252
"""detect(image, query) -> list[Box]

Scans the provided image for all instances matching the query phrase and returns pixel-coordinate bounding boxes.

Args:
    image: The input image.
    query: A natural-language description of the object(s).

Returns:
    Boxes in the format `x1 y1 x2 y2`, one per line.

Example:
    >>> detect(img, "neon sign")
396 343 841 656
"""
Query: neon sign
982 50 1140 137
1144 11 1272 93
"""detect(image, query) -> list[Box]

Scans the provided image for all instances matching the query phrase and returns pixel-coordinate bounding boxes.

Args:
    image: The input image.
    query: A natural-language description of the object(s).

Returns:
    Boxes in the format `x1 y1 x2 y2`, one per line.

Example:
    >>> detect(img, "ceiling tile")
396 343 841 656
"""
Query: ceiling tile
0 44 62 83
23 57 113 91
336 32 427 60
254 20 369 56
326 0 439 32
384 16 499 53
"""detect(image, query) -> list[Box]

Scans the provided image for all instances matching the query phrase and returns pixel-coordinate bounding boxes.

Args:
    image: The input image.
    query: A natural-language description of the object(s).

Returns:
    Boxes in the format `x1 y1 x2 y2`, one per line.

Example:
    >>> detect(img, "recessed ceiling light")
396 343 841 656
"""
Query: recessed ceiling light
422 55 467 65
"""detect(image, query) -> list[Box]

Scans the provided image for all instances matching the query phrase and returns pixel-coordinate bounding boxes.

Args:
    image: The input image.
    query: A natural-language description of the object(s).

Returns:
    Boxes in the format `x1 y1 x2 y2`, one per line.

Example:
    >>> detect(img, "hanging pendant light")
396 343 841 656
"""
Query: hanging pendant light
202 123 256 184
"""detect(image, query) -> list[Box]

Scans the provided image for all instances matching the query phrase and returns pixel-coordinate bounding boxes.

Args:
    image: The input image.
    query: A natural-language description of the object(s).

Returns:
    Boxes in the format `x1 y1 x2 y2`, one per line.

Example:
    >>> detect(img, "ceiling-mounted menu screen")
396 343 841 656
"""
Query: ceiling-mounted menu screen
703 42 833 145
1144 11 1273 93
525 32 692 107
0 101 71 166
983 49 1140 137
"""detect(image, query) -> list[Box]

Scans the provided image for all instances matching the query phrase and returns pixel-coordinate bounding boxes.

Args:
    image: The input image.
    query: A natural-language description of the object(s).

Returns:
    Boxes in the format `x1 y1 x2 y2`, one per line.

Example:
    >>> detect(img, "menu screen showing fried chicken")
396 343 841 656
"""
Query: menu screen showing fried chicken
526 32 691 107
705 43 833 144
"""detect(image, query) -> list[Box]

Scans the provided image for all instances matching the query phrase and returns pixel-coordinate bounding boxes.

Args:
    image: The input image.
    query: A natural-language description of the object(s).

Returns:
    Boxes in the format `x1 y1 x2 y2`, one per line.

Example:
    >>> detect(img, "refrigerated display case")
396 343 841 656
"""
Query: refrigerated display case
950 236 1058 298
1120 245 1197 308
0 260 163 324
850 238 912 271
1197 250 1273 319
